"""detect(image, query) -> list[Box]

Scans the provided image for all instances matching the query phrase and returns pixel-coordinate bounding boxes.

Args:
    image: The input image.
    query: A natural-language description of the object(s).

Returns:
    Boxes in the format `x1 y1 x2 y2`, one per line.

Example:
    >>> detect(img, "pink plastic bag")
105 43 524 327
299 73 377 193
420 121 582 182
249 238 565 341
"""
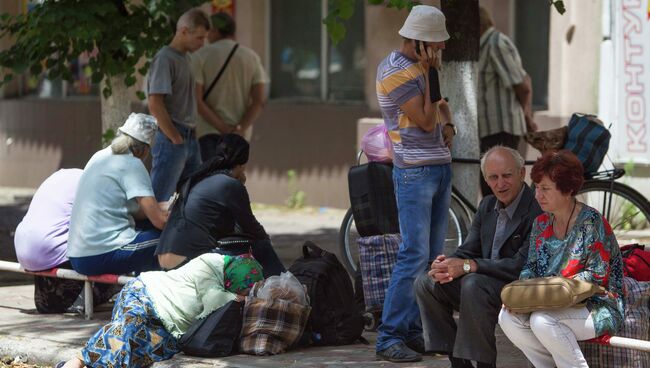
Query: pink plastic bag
361 124 393 163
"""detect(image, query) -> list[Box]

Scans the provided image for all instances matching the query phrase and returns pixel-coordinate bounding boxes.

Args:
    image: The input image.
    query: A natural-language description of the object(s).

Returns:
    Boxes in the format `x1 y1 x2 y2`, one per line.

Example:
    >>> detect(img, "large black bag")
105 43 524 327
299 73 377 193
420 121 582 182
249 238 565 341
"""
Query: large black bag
288 242 365 346
563 113 611 177
178 300 244 357
348 162 399 237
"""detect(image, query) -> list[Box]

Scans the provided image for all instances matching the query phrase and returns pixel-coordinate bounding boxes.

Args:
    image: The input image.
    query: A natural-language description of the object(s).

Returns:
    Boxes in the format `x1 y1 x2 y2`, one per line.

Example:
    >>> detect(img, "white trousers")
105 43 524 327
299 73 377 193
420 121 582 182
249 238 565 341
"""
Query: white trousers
498 307 597 368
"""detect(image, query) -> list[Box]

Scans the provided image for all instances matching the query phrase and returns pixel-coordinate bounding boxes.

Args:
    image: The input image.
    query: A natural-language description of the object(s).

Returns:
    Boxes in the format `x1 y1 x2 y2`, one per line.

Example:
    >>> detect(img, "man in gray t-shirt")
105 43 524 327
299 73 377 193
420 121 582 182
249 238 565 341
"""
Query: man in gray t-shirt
147 8 210 201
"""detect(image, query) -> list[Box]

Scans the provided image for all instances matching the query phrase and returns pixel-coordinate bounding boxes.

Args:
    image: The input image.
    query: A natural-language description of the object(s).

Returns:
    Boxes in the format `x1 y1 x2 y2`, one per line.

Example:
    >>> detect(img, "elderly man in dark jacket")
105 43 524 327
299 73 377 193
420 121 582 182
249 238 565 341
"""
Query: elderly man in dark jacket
415 146 542 368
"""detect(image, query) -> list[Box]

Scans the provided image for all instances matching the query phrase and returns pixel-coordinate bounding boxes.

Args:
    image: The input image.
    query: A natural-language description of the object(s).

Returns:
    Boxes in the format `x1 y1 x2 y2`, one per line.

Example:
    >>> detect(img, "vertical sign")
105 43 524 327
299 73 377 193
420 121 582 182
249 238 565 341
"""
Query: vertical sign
613 0 650 164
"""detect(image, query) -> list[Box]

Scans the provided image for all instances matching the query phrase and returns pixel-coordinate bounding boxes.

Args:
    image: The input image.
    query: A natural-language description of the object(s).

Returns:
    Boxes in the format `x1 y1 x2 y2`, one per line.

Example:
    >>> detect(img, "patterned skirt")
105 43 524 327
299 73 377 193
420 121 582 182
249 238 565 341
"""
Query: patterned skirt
81 278 180 368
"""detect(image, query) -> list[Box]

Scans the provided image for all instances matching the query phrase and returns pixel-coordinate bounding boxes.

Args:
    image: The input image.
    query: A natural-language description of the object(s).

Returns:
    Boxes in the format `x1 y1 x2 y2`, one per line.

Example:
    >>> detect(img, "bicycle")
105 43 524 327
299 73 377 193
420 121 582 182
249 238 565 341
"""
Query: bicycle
339 154 650 275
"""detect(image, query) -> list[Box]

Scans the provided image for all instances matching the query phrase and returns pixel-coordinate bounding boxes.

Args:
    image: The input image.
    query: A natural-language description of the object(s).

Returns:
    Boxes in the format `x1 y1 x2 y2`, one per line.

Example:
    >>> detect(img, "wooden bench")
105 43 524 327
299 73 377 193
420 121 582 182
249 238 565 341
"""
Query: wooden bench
0 260 133 319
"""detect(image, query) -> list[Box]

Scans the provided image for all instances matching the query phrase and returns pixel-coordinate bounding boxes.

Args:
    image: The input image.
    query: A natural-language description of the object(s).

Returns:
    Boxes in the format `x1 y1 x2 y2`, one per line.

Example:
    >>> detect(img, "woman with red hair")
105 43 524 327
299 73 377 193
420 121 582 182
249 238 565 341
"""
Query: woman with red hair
498 150 624 368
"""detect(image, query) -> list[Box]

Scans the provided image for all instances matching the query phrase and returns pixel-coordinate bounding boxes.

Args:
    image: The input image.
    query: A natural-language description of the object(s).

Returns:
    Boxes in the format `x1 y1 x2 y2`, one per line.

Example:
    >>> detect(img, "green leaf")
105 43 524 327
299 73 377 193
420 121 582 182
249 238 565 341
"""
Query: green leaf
324 18 346 45
101 128 116 148
124 74 136 87
551 1 566 15
335 0 356 20
29 63 42 75
135 90 146 101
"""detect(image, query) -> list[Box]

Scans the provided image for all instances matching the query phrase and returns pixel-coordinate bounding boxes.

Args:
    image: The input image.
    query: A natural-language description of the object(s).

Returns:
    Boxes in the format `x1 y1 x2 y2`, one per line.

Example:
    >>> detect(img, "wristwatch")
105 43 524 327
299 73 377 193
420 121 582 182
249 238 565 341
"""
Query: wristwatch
463 259 471 274
444 123 457 135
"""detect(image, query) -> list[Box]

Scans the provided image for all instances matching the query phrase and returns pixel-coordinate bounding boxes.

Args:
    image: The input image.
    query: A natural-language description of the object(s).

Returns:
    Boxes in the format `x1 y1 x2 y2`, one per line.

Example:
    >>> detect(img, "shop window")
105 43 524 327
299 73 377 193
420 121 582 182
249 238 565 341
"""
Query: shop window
270 0 365 102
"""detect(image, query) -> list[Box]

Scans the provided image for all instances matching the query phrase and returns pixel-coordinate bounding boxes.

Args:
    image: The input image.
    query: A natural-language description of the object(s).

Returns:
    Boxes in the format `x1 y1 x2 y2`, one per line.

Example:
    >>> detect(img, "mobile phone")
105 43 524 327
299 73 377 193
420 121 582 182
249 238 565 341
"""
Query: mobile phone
429 67 442 102
415 40 422 56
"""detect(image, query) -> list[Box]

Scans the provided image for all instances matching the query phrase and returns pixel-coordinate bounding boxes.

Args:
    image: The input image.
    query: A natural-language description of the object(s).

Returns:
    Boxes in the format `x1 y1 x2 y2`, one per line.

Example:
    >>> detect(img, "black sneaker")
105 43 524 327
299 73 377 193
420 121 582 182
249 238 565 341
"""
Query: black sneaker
405 336 425 354
450 356 475 368
376 342 422 363
476 362 496 368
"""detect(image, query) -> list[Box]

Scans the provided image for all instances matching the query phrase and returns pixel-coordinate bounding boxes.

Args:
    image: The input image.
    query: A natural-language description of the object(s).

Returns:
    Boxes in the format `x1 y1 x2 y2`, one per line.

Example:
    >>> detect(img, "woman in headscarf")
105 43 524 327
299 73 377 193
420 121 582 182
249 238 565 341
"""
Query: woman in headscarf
60 253 263 368
155 134 285 276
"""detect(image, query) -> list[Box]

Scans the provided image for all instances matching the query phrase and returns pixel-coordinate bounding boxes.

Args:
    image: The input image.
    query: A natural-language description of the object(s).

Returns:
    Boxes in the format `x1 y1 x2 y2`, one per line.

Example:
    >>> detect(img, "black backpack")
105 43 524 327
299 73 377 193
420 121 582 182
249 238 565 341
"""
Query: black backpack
288 242 365 346
178 300 243 357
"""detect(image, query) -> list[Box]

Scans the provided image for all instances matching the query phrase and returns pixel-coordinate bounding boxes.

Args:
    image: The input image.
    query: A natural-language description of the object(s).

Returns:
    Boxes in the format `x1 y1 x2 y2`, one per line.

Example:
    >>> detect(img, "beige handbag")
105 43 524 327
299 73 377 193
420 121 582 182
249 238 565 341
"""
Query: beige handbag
501 276 605 313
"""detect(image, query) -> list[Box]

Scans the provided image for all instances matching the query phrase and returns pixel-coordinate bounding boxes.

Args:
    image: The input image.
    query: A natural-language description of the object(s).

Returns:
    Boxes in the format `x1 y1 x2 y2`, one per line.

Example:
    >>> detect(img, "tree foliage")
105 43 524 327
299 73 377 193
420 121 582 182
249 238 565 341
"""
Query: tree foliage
324 0 566 44
324 0 418 45
0 0 203 99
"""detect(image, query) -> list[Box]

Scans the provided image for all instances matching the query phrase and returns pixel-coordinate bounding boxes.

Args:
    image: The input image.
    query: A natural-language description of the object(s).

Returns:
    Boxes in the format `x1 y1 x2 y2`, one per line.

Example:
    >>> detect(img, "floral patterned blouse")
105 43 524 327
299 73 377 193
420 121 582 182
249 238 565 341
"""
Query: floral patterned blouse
520 204 625 336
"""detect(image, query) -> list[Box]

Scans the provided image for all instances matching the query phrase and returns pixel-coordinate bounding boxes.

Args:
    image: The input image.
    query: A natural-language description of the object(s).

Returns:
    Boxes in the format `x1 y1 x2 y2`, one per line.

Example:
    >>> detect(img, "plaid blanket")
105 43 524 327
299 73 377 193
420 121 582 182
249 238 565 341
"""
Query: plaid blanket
578 277 650 367
239 290 311 355
358 234 401 310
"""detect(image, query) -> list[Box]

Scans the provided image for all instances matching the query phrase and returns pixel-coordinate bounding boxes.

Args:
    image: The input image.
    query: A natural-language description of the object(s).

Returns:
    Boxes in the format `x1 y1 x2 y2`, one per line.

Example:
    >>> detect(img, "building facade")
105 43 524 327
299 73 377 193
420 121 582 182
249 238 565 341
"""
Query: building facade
1 0 647 208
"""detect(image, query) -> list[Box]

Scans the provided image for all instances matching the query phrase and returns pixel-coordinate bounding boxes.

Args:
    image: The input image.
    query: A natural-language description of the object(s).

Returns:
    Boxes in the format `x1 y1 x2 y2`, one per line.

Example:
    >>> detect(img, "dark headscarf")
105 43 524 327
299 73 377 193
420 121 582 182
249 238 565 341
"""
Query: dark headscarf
176 134 249 194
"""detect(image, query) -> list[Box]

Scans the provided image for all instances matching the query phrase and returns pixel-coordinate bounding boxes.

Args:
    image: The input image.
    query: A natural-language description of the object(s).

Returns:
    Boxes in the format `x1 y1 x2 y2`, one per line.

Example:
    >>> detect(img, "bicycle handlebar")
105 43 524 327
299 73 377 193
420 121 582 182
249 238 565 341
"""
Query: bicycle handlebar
452 157 536 166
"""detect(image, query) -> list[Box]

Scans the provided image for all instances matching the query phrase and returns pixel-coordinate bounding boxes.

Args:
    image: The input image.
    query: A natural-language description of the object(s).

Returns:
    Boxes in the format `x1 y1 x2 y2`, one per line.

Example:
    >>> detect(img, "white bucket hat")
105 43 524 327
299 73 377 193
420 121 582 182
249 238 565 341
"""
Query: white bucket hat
398 5 450 43
118 113 158 146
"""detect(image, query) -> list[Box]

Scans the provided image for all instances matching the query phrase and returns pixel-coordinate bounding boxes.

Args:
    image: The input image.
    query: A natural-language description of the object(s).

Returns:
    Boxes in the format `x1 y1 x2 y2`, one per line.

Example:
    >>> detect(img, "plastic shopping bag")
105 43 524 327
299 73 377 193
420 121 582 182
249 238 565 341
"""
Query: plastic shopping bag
361 124 393 163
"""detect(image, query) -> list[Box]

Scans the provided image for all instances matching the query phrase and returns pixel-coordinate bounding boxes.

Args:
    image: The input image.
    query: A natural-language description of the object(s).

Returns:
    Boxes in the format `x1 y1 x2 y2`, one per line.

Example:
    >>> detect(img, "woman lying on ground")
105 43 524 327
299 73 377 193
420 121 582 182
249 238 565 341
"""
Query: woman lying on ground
66 113 168 276
155 134 285 277
498 150 624 368
60 253 263 368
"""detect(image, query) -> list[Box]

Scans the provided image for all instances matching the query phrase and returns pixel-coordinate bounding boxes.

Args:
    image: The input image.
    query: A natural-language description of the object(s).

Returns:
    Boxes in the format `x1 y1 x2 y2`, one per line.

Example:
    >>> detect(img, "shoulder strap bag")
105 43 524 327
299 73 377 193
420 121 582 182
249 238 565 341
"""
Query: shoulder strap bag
501 276 606 314
202 43 239 100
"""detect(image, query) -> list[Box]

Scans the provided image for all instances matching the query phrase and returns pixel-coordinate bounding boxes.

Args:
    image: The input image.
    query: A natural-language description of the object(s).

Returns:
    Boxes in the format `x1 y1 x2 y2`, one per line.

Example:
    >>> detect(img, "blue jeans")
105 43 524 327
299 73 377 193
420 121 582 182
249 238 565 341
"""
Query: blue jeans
376 163 452 352
151 124 202 201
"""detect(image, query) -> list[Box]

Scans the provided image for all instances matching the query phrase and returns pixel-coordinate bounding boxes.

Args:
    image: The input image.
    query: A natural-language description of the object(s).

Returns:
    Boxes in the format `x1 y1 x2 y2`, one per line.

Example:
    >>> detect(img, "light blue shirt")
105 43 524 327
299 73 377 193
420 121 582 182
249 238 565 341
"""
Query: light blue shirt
67 147 154 258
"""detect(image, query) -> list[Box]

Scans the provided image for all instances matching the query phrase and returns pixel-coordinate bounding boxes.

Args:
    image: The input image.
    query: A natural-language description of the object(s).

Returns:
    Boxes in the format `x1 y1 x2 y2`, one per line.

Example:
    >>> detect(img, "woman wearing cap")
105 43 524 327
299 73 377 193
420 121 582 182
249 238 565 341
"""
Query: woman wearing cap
155 134 285 277
59 253 263 368
66 113 168 276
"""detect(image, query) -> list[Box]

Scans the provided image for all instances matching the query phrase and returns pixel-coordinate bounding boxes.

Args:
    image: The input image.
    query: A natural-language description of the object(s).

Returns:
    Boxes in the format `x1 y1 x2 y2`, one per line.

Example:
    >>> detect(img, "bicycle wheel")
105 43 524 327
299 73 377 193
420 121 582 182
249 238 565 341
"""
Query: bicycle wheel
444 194 472 256
338 207 360 275
338 195 472 275
576 180 650 235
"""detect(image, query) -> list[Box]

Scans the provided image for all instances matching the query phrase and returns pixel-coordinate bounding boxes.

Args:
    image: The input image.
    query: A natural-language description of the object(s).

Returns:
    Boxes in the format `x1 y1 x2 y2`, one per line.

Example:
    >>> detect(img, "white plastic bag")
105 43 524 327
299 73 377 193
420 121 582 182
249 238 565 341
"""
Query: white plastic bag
256 271 308 306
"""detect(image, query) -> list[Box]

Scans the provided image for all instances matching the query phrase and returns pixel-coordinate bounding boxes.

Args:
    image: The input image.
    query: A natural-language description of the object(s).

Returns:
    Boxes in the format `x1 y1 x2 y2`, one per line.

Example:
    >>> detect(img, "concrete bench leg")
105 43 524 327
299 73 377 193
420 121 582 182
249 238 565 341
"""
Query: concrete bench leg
84 281 93 320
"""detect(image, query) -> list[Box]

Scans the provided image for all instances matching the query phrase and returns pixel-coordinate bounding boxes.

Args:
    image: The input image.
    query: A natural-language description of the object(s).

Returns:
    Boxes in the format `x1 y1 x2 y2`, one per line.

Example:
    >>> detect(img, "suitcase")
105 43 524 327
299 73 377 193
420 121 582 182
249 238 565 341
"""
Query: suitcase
348 162 400 237
358 234 401 310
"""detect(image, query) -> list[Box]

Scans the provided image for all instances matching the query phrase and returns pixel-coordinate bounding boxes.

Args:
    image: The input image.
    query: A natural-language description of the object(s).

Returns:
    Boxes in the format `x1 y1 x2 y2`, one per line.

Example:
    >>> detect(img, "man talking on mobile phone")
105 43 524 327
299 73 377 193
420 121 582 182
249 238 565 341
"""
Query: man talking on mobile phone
374 5 456 363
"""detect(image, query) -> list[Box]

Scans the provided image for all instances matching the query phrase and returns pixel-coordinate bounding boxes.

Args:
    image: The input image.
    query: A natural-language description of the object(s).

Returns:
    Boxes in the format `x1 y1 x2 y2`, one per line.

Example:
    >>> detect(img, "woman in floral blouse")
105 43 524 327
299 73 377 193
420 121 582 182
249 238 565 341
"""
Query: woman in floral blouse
498 150 624 368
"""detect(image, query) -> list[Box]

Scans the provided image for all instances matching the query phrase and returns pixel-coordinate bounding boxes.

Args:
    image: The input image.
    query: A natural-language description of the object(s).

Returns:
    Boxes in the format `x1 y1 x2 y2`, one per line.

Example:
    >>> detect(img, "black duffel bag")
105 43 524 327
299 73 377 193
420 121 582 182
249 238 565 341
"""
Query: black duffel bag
348 162 400 237
178 300 244 357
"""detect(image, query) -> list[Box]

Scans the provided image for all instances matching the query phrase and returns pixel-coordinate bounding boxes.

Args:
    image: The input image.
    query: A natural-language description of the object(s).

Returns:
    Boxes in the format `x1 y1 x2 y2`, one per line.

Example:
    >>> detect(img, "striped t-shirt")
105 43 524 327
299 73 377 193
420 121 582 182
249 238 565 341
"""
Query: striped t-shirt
478 27 527 139
376 51 451 168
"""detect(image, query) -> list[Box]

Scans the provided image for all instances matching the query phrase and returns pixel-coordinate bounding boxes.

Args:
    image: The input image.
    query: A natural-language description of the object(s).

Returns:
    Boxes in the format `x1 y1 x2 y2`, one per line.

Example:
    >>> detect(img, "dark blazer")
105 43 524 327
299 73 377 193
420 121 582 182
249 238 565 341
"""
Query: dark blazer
452 184 542 282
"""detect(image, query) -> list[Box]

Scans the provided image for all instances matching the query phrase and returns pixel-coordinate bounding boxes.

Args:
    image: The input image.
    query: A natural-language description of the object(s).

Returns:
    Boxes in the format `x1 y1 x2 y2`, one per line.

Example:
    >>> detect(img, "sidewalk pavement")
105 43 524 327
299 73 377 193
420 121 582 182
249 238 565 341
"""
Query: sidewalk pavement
0 204 531 367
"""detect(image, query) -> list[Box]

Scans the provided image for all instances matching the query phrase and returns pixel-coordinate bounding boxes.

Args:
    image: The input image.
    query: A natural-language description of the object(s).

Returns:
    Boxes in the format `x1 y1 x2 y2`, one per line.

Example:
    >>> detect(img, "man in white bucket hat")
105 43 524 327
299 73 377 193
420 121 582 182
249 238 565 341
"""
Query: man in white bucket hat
66 113 169 277
375 5 456 363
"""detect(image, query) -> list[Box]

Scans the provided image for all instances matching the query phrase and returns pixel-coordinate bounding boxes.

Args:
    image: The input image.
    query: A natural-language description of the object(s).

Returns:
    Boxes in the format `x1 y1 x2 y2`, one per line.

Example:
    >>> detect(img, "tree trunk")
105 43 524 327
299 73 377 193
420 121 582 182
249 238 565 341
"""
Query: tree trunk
100 75 131 147
440 0 480 205
441 62 480 204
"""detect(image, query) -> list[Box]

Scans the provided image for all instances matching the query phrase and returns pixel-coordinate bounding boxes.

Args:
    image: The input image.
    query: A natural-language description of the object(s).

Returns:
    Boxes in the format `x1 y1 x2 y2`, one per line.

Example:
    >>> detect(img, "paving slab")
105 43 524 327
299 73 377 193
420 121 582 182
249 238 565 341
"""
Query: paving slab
0 284 528 367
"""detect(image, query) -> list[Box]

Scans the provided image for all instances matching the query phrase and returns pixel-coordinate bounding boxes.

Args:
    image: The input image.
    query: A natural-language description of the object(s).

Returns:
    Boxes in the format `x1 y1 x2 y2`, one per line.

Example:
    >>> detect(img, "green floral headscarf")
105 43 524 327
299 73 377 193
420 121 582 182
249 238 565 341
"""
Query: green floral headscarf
223 254 263 293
